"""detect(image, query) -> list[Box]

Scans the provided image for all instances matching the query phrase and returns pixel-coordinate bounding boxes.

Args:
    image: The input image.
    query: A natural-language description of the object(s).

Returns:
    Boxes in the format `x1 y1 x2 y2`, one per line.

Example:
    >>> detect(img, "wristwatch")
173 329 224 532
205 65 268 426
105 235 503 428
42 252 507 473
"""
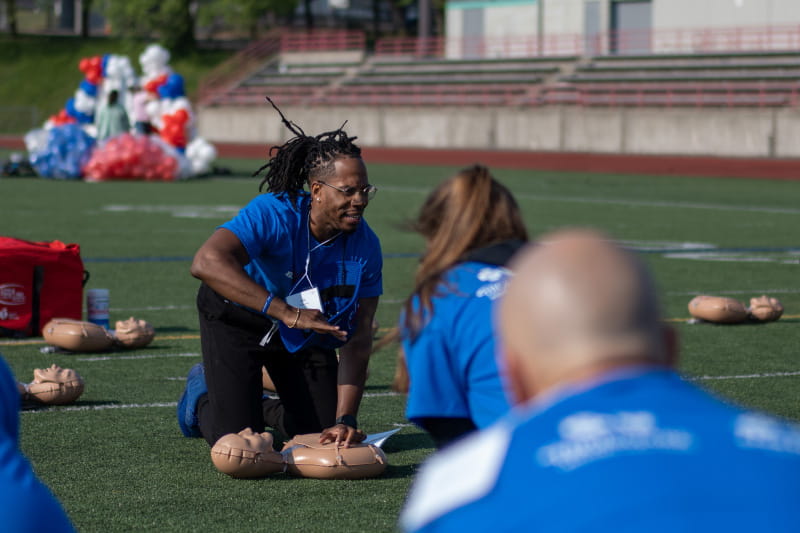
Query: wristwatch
335 414 358 429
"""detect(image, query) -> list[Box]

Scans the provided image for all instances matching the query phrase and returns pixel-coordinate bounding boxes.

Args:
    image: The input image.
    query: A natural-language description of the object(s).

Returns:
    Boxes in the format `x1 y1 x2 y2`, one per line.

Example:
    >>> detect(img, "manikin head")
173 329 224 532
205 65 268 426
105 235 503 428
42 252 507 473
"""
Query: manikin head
33 364 83 385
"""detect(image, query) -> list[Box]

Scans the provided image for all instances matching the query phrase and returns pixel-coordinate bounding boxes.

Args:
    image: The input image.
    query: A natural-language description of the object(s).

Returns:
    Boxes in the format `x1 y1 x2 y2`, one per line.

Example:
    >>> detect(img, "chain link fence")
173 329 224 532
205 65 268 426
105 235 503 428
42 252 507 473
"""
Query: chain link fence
0 106 41 135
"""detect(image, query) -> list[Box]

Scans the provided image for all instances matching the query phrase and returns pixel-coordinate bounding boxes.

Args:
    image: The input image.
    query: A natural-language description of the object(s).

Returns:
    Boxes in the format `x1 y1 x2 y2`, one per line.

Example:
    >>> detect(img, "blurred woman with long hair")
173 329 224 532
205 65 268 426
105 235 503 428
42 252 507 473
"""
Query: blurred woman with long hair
396 164 528 448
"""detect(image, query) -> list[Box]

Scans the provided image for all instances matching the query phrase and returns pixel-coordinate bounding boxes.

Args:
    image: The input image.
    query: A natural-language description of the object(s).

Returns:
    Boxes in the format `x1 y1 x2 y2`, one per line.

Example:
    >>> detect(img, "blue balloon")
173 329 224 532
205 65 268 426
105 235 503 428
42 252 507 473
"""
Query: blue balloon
64 98 94 124
29 124 96 179
101 54 110 77
157 73 185 99
79 79 98 97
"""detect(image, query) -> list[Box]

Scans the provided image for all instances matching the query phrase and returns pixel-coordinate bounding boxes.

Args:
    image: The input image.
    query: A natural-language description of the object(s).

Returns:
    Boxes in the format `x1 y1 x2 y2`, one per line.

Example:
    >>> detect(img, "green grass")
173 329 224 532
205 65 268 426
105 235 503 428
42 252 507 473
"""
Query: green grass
0 35 232 133
1 162 799 532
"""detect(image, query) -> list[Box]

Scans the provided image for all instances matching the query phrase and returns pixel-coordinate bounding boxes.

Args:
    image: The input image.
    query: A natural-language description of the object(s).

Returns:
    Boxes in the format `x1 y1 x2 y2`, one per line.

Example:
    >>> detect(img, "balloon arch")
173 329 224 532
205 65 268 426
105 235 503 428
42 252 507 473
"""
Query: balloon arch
24 44 217 181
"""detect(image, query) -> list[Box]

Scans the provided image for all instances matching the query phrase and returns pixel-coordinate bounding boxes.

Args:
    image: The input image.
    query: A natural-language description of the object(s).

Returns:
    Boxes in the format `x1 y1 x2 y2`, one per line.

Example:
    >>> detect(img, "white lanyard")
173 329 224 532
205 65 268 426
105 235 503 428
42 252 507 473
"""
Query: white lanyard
292 208 341 293
260 206 342 348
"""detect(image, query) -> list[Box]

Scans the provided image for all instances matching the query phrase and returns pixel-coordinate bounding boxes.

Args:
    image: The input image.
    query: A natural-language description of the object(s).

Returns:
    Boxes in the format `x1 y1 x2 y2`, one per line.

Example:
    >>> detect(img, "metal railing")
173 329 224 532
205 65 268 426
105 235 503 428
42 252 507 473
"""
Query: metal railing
196 35 283 106
374 24 800 59
538 82 800 108
0 106 41 134
280 30 365 52
314 84 529 106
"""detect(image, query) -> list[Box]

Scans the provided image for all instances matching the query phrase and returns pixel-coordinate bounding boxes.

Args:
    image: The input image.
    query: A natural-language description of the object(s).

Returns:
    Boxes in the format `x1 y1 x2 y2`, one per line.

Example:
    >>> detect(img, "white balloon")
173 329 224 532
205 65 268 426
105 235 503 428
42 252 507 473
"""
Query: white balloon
139 44 171 78
167 97 192 113
106 56 122 79
186 137 217 175
102 77 122 93
24 128 49 155
74 89 97 114
146 99 166 127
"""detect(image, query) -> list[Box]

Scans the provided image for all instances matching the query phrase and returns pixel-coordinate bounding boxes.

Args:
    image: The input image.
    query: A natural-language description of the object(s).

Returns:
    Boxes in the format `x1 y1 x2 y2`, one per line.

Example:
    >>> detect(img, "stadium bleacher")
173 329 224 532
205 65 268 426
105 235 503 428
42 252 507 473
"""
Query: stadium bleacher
202 30 800 109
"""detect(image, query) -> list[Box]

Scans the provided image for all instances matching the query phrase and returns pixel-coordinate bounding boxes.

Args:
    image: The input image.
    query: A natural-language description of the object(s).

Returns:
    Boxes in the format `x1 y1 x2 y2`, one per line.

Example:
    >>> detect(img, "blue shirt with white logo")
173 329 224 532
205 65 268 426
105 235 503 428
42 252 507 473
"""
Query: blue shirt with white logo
401 369 800 532
401 262 513 429
0 357 75 532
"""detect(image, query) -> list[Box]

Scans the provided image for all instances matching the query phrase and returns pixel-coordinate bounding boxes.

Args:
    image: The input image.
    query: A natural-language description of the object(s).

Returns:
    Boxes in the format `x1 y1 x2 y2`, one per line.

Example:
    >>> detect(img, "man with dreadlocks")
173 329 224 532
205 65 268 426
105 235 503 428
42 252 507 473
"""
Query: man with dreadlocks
178 99 382 451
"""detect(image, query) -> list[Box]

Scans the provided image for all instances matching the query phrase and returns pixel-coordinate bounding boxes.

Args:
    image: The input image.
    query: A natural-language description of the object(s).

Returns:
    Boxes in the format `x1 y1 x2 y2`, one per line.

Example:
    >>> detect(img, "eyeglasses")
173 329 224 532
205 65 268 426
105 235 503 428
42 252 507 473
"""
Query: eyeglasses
317 181 378 200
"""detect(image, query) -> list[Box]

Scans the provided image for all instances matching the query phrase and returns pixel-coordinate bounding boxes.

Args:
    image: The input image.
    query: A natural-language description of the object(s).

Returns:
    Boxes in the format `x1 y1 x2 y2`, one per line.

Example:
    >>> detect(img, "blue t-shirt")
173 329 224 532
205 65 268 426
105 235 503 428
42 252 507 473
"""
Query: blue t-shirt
401 262 512 429
221 191 382 301
0 357 75 532
401 369 800 532
221 192 382 349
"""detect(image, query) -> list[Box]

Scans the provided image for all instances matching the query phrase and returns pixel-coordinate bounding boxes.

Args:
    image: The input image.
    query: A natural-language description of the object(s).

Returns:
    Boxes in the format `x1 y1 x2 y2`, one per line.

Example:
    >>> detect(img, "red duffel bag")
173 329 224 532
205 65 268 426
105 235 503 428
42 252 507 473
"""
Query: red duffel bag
0 237 87 337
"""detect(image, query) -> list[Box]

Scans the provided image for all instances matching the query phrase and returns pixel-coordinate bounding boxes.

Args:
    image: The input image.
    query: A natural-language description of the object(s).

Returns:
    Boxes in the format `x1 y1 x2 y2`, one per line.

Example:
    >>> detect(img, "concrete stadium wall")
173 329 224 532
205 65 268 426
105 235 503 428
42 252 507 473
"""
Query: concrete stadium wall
654 0 800 32
279 50 365 66
448 0 800 57
197 105 800 159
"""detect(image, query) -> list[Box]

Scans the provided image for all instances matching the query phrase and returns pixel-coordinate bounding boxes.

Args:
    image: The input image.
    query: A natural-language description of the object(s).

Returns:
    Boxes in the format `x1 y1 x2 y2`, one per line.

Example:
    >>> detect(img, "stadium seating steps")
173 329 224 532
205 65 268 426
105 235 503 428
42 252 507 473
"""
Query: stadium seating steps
203 50 800 108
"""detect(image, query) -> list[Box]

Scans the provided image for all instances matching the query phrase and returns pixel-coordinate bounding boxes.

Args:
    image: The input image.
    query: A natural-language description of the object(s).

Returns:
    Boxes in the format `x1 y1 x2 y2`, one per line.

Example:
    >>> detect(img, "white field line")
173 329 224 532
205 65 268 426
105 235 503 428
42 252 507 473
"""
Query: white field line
663 253 800 264
20 372 800 415
110 305 194 312
76 352 200 362
21 391 404 414
691 371 800 381
668 288 800 296
516 194 800 215
22 402 179 413
101 205 241 219
380 185 800 215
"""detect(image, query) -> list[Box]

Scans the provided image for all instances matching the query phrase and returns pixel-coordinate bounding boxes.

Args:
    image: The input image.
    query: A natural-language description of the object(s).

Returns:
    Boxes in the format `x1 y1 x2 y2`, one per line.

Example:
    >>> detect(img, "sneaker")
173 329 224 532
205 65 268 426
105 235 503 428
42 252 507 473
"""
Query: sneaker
177 362 207 438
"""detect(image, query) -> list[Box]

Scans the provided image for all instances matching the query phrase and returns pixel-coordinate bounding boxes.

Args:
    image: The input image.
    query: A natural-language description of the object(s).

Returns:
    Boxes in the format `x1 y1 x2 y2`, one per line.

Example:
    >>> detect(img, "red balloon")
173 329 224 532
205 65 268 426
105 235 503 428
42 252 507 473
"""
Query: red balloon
144 73 168 94
173 109 189 123
51 109 77 126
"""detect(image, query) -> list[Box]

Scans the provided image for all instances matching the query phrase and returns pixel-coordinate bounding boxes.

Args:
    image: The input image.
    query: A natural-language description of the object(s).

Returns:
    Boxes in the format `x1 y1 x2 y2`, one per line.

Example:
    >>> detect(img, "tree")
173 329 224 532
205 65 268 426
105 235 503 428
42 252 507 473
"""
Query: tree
197 0 297 40
81 0 92 38
104 0 196 53
386 0 407 36
302 0 312 31
4 0 18 37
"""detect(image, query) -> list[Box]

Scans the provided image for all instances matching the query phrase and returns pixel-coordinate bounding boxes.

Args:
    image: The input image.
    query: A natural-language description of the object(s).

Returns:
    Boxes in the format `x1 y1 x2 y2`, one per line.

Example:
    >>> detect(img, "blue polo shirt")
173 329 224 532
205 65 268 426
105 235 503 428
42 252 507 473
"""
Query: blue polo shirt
0 357 76 532
401 369 800 532
401 262 513 429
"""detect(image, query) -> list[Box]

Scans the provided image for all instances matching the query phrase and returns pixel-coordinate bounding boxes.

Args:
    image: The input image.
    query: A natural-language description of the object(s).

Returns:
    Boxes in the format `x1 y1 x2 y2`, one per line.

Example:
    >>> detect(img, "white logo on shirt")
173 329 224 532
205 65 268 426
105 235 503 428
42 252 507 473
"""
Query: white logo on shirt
285 271 293 279
477 267 505 282
537 411 693 471
735 413 800 455
475 268 510 300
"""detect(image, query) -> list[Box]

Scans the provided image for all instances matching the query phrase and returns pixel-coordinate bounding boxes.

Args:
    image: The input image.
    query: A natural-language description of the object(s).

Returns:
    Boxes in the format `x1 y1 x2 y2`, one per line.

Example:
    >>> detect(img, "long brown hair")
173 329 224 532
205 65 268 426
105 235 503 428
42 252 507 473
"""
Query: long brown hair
402 164 528 340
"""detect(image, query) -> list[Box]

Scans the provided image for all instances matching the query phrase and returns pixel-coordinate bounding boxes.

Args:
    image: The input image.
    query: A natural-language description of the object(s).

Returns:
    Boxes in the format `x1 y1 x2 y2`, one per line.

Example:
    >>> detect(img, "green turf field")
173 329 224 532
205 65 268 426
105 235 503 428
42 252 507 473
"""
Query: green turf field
1 162 799 532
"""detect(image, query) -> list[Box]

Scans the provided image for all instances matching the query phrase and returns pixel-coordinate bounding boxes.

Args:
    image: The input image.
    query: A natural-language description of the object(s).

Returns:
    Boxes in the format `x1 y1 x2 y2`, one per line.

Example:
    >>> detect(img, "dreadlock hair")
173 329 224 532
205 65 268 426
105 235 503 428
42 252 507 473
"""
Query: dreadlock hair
254 97 362 201
402 164 529 341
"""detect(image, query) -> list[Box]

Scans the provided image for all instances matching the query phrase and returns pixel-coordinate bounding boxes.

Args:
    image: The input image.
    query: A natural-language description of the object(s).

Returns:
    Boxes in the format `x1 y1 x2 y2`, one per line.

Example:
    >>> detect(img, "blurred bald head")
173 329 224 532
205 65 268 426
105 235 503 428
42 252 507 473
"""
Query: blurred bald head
500 229 674 404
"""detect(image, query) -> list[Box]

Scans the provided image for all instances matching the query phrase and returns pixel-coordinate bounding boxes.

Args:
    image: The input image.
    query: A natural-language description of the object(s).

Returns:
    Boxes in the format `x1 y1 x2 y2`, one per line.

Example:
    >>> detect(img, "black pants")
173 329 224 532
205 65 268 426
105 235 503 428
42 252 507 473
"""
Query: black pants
195 283 339 446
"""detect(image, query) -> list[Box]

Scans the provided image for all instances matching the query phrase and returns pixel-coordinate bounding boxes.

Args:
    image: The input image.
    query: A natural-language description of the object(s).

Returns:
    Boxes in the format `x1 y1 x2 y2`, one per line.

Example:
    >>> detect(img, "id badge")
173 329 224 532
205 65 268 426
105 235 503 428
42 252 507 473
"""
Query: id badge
286 286 323 312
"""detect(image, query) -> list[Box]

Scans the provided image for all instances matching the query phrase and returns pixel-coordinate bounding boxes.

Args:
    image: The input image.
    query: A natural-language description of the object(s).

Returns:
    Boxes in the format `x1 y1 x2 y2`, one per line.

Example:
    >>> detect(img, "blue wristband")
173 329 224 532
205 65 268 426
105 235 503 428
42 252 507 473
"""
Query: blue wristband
261 294 274 315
